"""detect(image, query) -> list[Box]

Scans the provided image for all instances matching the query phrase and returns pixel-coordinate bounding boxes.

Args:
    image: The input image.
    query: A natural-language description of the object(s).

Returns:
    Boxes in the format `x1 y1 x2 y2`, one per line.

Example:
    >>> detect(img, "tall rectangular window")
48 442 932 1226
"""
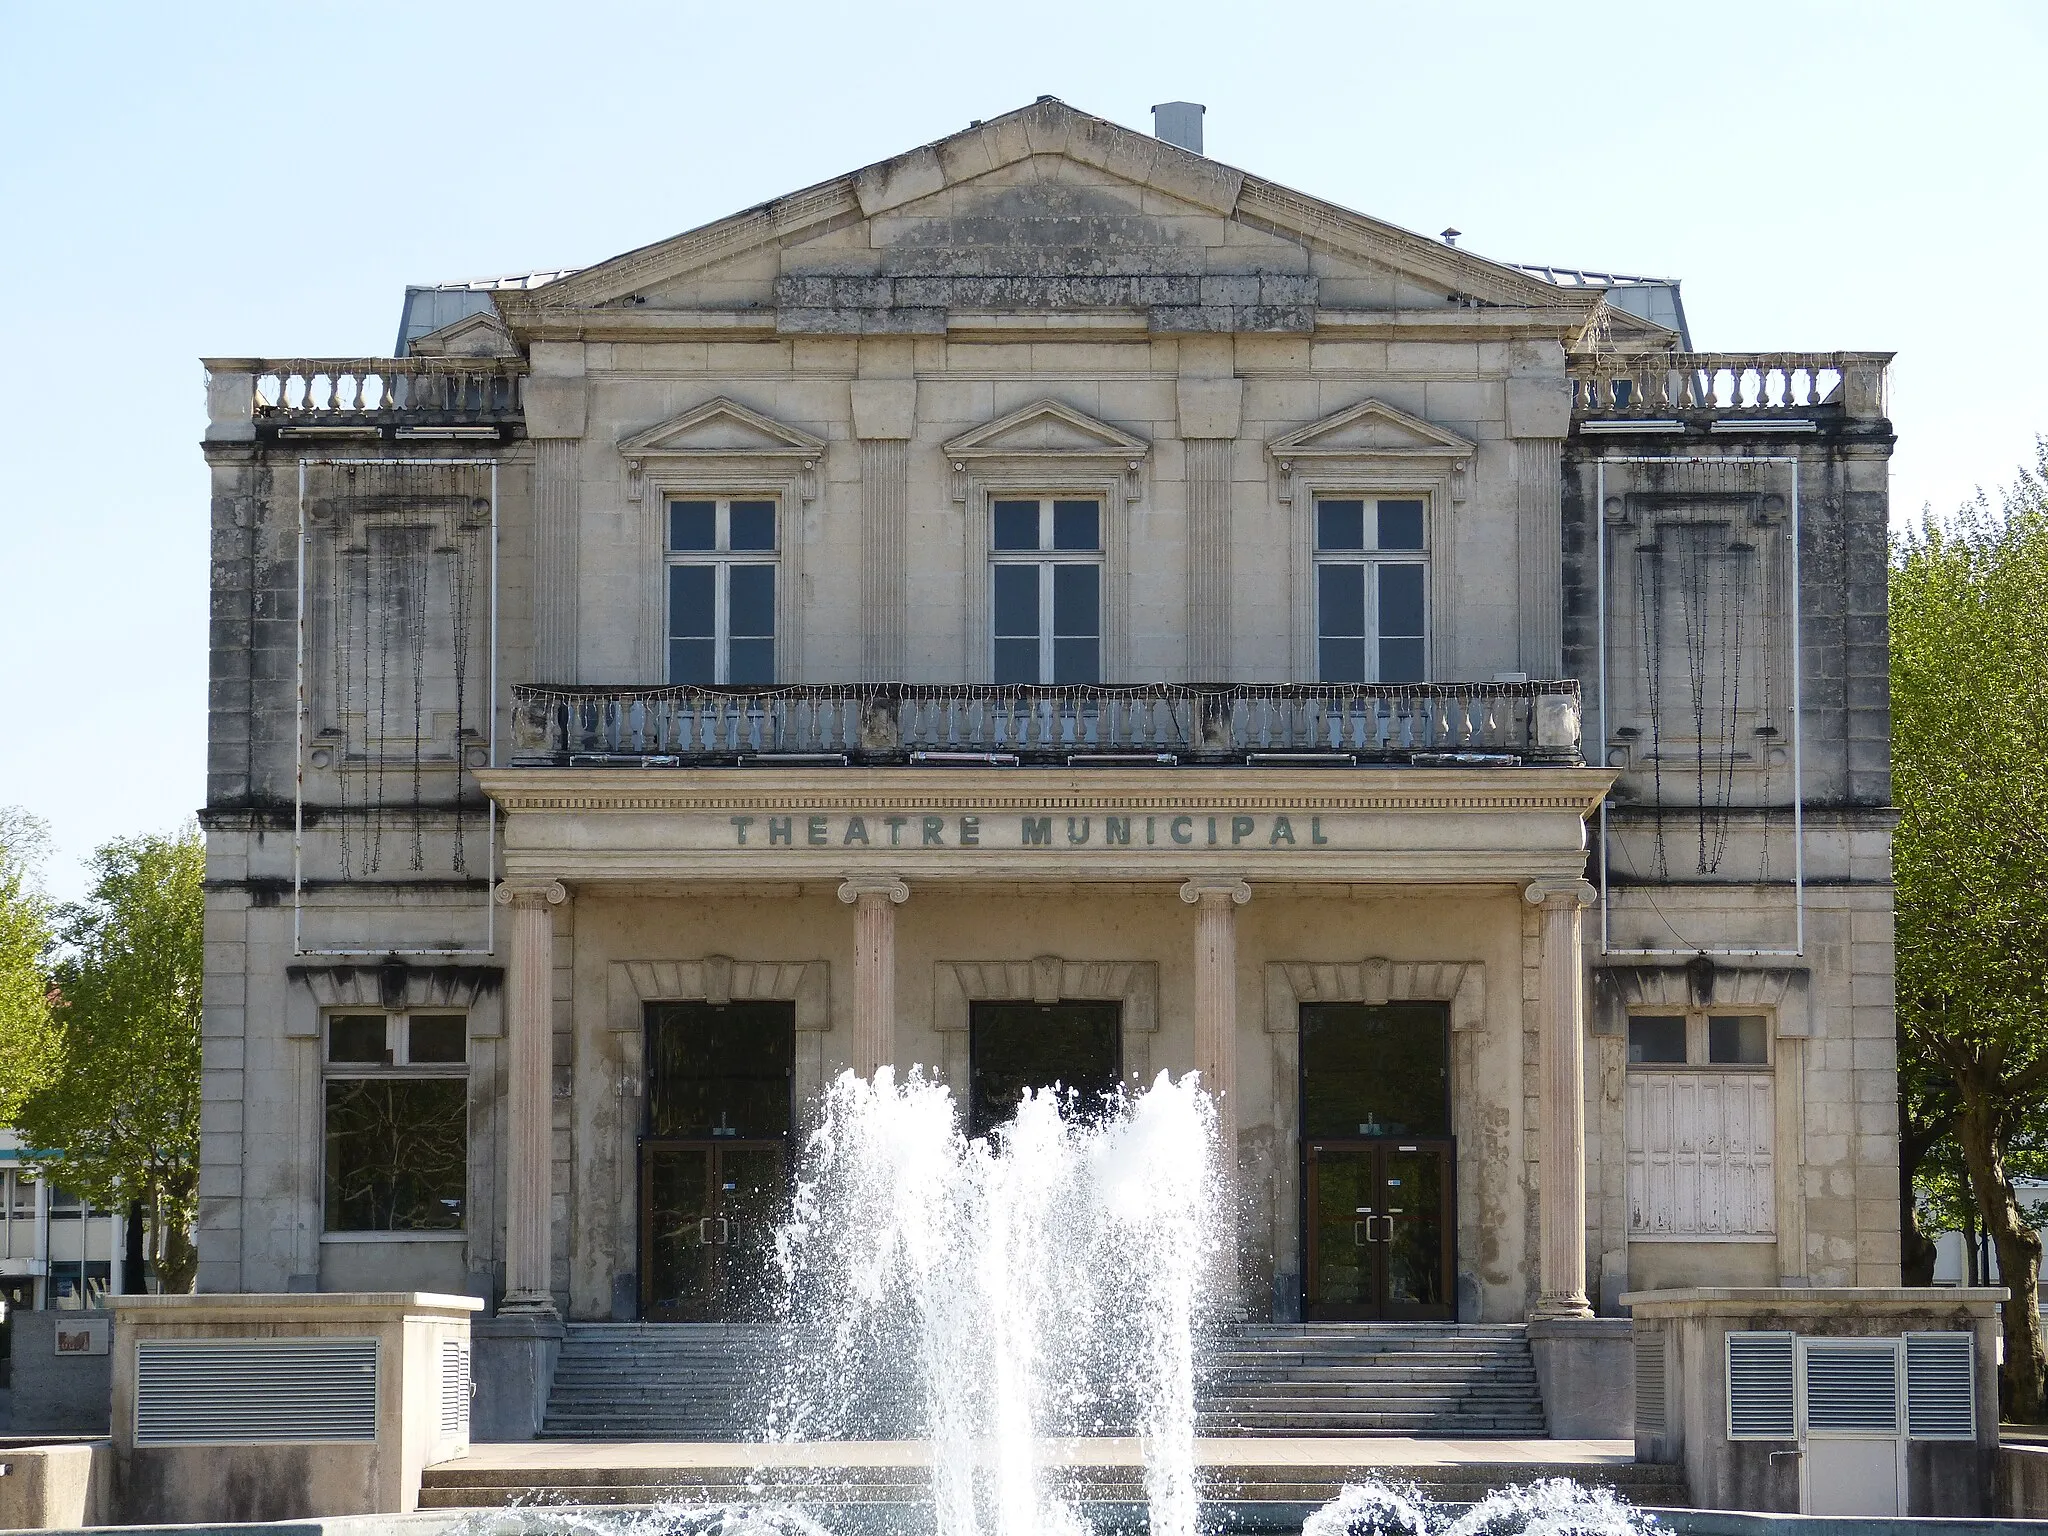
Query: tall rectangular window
666 497 777 684
991 497 1101 684
324 1011 468 1233
1314 496 1428 683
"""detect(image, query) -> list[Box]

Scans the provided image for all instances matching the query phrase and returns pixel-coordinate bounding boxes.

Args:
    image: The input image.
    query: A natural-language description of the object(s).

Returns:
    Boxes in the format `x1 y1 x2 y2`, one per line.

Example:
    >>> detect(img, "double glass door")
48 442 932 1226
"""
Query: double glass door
639 1001 793 1322
1304 1139 1453 1320
1299 1002 1455 1321
641 1140 785 1322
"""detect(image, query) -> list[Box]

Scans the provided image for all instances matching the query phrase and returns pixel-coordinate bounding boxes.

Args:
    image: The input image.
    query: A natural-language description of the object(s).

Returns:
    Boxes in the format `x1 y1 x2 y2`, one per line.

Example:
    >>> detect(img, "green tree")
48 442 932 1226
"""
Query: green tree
1893 444 2048 1420
18 827 204 1293
0 808 58 1126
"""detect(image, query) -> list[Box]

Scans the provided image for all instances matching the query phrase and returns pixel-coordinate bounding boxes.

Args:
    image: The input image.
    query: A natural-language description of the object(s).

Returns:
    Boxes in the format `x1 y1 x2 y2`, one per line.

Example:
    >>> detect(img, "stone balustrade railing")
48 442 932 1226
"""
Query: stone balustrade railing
510 681 1583 767
203 357 525 438
1570 351 1891 421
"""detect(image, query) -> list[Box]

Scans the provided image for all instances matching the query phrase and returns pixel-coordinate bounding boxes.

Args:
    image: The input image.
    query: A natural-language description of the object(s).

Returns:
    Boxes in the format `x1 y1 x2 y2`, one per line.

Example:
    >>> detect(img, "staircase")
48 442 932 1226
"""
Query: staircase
539 1321 1548 1442
540 1324 775 1440
1198 1324 1548 1437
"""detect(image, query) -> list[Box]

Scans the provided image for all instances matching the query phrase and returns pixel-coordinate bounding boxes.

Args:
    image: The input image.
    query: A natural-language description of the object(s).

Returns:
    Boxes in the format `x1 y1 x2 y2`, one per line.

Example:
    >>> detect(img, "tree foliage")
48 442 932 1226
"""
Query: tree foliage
0 808 58 1127
1893 442 2048 1420
16 826 205 1292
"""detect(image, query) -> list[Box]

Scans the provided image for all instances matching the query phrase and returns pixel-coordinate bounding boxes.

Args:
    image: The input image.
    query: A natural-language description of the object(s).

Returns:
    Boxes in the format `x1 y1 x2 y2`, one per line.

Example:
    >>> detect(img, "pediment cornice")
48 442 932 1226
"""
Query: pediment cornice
942 398 1150 461
617 396 826 504
1267 398 1477 461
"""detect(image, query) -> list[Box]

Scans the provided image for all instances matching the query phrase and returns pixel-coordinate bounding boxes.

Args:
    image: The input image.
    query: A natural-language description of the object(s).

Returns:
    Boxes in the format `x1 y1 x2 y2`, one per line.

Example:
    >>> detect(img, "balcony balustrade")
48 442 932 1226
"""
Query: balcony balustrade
509 681 1583 768
1569 351 1890 422
206 357 525 438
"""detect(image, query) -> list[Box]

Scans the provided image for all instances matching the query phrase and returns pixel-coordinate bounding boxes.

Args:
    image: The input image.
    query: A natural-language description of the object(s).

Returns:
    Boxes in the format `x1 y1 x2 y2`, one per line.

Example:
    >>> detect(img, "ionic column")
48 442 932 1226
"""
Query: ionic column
494 878 565 1316
1527 877 1596 1319
838 876 909 1079
1180 878 1251 1161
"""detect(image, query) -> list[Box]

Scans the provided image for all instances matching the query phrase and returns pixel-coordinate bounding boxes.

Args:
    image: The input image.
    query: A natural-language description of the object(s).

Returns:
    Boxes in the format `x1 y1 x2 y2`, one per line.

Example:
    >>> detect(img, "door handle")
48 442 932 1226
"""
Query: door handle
1353 1221 1367 1247
698 1217 714 1245
717 1217 731 1245
1364 1215 1396 1242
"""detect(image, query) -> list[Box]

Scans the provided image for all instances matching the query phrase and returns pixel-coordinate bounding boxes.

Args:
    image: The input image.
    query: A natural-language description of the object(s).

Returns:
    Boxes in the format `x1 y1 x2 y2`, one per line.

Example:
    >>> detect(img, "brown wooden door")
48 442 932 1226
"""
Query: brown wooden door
1304 1139 1454 1320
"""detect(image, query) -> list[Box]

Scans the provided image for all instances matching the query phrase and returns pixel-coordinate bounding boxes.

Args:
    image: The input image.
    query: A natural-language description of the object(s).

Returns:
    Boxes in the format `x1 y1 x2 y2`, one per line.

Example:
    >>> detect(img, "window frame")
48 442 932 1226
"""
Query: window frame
1625 1007 1775 1071
1310 493 1433 684
663 494 781 686
987 494 1106 685
320 1009 471 1241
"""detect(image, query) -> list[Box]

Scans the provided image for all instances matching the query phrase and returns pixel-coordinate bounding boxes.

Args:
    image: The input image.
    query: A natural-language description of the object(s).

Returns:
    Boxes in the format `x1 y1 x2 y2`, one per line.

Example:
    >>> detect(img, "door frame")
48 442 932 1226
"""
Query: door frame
1302 1137 1457 1321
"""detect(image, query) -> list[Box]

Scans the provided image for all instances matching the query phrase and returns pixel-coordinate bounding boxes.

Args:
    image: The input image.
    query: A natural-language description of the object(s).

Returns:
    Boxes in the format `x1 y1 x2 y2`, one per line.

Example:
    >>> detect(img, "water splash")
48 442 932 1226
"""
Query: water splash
767 1067 1222 1536
1302 1479 1655 1536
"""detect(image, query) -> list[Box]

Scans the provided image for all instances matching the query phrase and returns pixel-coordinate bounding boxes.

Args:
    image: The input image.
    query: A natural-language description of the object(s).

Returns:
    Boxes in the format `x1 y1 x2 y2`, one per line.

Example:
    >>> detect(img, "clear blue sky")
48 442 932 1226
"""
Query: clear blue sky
3 1 2043 900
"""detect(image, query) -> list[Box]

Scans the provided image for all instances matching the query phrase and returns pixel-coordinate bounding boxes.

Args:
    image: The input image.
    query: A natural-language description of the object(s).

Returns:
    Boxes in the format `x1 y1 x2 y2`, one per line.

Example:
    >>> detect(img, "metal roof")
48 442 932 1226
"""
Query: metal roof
394 270 579 356
1509 263 1691 348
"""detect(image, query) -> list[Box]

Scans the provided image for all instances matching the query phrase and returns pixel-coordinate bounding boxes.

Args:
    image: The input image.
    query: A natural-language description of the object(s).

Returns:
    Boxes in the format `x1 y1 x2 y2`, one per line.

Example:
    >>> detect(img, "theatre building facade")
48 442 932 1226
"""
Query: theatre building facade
196 101 1898 1371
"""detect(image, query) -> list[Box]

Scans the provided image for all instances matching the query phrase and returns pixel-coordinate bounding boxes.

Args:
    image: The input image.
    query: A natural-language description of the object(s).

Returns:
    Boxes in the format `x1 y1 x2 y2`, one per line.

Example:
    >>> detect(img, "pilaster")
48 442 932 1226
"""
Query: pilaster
495 878 565 1317
1527 877 1595 1318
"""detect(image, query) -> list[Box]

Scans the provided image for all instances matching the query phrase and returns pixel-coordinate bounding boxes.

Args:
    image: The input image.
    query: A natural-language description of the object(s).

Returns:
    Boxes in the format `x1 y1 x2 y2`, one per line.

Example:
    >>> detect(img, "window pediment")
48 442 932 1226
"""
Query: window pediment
1267 398 1476 504
619 396 826 501
943 399 1149 504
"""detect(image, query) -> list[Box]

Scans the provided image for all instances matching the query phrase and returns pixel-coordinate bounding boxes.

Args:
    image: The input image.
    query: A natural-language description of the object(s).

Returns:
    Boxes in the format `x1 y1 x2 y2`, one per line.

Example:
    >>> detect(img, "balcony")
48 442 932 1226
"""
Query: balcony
509 681 1583 768
1568 351 1890 426
204 357 526 442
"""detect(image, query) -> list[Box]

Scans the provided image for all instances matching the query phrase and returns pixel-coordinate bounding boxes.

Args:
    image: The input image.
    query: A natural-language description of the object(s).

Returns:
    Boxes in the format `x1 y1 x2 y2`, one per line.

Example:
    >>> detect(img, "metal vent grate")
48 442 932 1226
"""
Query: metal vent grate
1726 1330 1795 1438
1803 1339 1899 1433
1906 1332 1976 1440
440 1340 471 1438
136 1338 378 1444
1635 1332 1667 1435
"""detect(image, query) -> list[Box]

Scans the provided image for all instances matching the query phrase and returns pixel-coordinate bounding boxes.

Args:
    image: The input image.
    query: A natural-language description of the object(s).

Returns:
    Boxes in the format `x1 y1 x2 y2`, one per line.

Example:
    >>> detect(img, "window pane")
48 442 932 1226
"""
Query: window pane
1052 563 1099 638
993 638 1039 684
728 565 776 638
1629 1016 1688 1065
669 638 715 684
329 1014 389 1065
1052 500 1100 551
1053 638 1100 685
325 1079 466 1232
407 1016 466 1065
1379 638 1426 683
1379 563 1426 637
1317 499 1366 552
668 500 716 552
1319 637 1367 684
728 638 775 685
669 564 714 638
993 564 1039 637
729 500 776 551
1318 563 1365 638
1709 1015 1770 1065
993 500 1040 551
1377 499 1426 551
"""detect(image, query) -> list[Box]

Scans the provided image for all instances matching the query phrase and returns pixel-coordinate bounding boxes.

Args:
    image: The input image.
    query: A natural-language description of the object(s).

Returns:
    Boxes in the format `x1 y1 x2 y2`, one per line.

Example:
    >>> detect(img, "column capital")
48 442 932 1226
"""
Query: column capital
495 878 566 908
838 875 909 905
1180 877 1251 907
1524 877 1596 909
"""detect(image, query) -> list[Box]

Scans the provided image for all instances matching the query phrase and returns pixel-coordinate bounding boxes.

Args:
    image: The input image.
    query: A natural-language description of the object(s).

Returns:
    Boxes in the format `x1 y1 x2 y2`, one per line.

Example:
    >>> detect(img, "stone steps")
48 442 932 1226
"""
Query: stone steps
536 1322 1551 1442
421 1461 1687 1511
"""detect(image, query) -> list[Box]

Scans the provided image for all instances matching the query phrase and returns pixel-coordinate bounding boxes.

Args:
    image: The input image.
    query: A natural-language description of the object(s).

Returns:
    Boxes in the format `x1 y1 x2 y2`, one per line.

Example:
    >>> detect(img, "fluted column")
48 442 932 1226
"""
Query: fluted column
1514 437 1564 679
1186 438 1233 680
495 878 565 1316
838 876 909 1078
1180 878 1251 1161
533 440 580 683
1527 877 1596 1319
860 440 909 678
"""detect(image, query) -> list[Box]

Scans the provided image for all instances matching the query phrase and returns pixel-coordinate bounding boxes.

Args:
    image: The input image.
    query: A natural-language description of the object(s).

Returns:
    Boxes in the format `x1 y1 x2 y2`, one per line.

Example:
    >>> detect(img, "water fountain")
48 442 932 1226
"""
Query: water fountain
477 1068 1659 1536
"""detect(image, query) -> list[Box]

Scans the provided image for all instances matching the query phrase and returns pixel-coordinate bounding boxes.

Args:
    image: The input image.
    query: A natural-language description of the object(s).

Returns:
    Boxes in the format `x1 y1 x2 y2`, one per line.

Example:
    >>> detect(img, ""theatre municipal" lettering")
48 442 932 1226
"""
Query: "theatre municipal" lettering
728 814 1330 849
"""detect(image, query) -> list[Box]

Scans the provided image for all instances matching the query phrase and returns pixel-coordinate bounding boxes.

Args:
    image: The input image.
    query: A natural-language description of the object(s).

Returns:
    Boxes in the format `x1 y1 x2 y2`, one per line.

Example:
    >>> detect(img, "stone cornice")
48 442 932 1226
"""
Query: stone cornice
474 766 1613 816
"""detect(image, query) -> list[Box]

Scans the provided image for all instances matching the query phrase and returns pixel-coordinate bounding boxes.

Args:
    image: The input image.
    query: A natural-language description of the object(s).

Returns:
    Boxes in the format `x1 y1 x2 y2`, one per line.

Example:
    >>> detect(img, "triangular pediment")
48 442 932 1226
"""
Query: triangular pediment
405 310 516 358
942 399 1149 460
498 99 1593 330
618 397 825 459
1266 398 1476 460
